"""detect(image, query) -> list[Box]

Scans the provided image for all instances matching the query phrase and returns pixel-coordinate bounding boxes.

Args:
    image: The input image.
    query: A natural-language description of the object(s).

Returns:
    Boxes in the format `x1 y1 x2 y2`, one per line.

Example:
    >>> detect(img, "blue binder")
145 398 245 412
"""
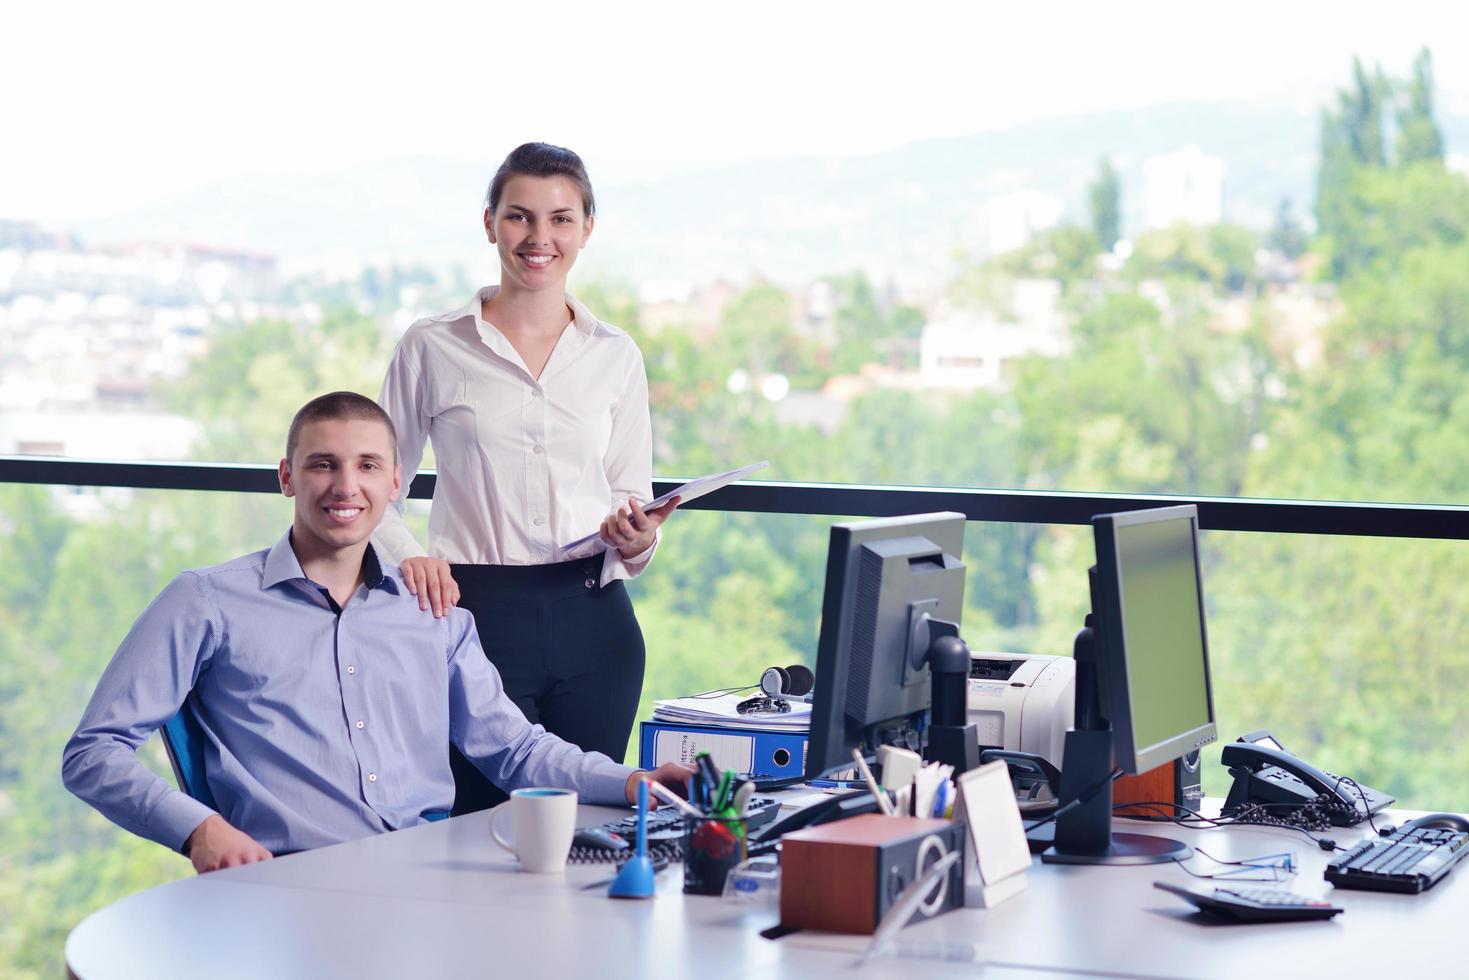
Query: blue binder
638 720 808 782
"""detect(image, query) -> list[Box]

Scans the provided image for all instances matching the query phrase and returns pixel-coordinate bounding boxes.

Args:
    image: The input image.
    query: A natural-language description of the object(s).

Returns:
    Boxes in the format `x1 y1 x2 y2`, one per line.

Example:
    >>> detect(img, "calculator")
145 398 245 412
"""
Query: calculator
1154 881 1344 922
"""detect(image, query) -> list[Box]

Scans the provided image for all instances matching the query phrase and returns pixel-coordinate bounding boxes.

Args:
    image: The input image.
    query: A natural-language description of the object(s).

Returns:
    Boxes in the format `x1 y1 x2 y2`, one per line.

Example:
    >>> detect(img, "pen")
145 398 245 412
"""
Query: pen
851 747 895 817
931 780 948 819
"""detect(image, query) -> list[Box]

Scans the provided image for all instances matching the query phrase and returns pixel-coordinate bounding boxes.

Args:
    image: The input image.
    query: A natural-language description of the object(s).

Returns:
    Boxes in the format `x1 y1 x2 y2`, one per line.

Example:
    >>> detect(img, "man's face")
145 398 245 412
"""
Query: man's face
279 417 400 555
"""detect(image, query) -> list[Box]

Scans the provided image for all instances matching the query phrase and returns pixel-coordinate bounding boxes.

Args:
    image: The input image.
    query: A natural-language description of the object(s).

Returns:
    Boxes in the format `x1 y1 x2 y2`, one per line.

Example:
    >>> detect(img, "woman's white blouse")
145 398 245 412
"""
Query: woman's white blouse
374 286 659 586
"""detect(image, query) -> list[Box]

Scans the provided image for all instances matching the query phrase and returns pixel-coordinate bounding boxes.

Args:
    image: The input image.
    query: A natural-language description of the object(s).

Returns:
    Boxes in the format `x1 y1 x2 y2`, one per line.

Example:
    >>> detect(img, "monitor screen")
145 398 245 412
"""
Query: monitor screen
804 512 966 781
1092 505 1217 774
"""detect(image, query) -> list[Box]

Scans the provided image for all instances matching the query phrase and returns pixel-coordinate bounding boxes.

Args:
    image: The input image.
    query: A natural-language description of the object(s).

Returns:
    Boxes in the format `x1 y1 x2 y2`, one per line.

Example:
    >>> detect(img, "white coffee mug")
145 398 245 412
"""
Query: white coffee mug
489 787 578 873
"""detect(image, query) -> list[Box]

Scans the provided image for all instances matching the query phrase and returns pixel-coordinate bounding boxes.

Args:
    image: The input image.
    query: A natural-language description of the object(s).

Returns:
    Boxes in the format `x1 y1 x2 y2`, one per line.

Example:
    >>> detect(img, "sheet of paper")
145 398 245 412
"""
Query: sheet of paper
558 460 769 557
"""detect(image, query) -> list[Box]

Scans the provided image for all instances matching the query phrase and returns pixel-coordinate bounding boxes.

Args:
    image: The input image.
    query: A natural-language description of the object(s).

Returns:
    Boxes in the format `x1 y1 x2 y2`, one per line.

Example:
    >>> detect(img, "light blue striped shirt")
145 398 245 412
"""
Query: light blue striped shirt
62 530 634 854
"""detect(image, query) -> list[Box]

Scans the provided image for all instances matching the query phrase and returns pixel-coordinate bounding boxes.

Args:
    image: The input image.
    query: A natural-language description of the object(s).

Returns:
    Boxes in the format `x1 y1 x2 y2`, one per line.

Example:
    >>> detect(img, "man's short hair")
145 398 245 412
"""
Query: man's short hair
285 392 397 463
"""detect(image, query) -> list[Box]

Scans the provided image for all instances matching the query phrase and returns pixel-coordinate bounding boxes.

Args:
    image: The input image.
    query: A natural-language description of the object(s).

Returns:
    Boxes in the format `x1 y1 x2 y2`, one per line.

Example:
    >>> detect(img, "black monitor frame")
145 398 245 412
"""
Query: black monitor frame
804 512 967 783
1091 504 1219 775
1042 503 1218 866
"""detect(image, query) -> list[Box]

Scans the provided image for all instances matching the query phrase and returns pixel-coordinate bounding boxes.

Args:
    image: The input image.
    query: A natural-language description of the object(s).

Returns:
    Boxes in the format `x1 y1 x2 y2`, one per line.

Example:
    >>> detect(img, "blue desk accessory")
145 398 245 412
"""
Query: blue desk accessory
608 780 656 900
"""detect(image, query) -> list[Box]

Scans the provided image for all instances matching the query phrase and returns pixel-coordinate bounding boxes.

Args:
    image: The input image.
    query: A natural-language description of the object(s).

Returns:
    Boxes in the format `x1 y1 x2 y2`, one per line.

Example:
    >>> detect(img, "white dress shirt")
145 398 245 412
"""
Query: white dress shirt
375 286 658 587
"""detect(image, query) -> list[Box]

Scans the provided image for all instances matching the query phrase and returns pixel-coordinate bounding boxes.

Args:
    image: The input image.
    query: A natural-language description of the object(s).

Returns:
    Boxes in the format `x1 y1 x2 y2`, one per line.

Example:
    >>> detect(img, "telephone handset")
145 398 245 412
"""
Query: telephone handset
1221 729 1394 827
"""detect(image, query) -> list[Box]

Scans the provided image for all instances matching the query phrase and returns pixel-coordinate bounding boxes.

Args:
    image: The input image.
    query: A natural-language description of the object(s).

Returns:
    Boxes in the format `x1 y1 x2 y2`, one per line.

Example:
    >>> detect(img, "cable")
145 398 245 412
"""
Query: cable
687 684 759 699
1111 799 1341 851
1023 767 1123 832
1332 774 1383 834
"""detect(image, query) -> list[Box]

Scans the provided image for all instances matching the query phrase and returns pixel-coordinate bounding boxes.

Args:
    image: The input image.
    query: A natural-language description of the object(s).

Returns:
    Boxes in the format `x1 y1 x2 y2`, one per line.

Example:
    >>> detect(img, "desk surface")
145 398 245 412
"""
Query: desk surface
67 800 1465 980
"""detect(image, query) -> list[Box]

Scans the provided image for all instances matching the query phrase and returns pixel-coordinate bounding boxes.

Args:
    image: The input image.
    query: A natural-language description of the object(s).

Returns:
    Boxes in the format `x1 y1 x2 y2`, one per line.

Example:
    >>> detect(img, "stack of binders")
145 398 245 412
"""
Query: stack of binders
638 694 810 784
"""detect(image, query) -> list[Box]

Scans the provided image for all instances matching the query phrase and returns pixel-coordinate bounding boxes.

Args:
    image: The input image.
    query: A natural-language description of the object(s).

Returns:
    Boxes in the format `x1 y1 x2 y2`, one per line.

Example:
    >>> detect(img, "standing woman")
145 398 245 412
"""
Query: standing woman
375 143 678 814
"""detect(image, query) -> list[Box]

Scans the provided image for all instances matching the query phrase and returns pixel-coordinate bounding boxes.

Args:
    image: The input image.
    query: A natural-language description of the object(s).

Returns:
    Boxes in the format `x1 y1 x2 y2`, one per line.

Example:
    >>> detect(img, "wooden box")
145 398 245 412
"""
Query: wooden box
778 814 965 934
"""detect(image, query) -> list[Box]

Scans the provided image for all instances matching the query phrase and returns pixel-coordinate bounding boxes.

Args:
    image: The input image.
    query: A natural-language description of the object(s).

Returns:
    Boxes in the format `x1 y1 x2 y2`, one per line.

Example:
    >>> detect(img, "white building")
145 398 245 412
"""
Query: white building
919 279 1068 390
1141 145 1227 229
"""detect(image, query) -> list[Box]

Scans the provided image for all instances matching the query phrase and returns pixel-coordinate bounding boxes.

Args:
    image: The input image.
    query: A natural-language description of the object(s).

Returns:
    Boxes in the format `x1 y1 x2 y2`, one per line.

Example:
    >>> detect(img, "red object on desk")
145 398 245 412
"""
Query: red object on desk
778 813 965 935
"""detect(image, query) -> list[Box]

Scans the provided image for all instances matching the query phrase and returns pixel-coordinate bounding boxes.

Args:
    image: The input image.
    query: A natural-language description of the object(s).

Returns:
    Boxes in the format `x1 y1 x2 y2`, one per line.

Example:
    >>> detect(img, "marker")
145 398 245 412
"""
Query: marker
695 753 721 810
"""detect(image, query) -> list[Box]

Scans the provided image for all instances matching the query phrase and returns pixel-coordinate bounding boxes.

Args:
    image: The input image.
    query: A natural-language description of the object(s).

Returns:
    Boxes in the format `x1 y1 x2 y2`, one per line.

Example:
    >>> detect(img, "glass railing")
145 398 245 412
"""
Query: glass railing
2 462 1467 977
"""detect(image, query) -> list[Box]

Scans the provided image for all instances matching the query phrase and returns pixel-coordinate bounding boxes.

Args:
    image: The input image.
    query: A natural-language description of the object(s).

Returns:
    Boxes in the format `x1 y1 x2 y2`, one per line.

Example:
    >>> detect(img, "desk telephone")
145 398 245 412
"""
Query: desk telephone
1221 729 1394 827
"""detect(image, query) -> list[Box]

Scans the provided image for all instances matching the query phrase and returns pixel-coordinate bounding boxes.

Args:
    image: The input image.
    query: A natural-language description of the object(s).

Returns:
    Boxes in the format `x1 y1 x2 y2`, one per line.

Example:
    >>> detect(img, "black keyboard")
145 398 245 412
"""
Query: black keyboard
1326 824 1469 893
568 796 782 864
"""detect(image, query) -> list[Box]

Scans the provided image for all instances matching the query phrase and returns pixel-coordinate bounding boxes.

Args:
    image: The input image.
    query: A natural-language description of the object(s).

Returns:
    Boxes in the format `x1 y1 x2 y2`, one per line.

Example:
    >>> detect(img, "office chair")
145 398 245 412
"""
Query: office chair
161 700 219 810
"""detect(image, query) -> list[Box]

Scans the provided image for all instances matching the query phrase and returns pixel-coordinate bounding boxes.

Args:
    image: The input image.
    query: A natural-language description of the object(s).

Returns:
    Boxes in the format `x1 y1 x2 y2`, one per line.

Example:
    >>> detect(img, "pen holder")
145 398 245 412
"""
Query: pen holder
683 814 747 895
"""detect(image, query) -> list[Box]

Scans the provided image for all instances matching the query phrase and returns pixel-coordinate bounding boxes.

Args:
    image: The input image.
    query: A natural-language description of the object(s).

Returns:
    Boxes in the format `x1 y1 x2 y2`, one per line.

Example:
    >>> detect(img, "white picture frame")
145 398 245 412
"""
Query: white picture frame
953 760 1031 907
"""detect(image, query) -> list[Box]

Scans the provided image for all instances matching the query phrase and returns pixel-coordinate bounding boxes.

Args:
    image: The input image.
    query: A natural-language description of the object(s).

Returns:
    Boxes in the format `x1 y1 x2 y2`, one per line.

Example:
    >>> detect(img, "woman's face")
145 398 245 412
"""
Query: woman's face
484 175 593 293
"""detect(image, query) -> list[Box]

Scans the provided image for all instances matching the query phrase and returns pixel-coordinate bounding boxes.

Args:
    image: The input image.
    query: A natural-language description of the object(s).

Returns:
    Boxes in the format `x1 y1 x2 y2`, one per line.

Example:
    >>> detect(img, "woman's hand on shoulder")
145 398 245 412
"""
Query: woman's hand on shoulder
400 557 461 618
601 496 680 561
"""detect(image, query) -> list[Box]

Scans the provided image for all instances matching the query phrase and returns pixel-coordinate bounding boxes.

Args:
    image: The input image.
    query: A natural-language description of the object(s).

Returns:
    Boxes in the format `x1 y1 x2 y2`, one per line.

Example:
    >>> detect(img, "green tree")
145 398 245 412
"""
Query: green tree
1089 156 1122 252
1396 48 1444 165
1324 164 1469 283
1316 57 1389 274
1267 198 1308 260
1126 222 1257 291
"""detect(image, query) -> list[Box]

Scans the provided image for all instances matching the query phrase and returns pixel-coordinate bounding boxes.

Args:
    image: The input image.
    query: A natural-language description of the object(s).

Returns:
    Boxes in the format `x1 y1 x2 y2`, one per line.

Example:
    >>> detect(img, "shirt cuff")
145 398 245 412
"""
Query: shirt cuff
600 528 659 587
584 762 639 807
153 791 219 853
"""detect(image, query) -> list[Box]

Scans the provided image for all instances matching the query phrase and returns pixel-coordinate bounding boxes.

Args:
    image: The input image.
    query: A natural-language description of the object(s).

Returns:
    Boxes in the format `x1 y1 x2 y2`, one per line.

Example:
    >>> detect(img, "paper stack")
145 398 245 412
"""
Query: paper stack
652 693 811 733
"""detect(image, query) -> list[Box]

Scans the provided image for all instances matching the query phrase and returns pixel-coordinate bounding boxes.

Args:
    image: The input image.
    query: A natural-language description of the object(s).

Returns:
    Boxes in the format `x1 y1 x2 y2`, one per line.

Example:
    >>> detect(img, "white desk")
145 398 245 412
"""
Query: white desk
67 803 1465 980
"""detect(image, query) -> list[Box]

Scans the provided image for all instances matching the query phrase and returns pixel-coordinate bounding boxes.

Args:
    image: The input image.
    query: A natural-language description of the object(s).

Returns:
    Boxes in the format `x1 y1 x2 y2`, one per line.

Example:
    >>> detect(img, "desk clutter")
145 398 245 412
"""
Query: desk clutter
569 794 781 865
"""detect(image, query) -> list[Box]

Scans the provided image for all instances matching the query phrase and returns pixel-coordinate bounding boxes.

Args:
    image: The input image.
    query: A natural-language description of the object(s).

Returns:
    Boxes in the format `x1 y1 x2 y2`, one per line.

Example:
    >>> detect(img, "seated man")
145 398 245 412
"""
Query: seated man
62 391 691 872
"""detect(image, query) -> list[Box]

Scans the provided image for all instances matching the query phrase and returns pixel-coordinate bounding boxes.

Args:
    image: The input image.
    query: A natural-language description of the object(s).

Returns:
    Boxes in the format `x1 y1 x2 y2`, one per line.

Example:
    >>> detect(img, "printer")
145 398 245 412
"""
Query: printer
967 652 1074 777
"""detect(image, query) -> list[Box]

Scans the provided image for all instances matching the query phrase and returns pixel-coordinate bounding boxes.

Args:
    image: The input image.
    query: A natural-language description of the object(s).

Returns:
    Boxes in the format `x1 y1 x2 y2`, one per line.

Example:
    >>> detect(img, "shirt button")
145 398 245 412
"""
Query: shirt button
531 389 542 398
585 578 596 590
347 665 356 675
533 516 545 527
533 444 544 455
367 773 377 783
356 720 365 729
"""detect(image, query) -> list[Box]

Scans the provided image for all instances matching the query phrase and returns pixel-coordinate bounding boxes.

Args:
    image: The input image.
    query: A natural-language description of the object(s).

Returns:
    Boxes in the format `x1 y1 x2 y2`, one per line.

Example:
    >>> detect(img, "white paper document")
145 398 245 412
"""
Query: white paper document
558 460 769 558
651 693 811 732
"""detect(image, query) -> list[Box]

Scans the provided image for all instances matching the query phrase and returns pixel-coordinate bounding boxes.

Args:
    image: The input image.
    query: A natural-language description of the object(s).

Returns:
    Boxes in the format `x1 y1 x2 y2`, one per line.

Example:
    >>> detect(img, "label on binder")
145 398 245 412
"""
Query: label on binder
654 729 755 773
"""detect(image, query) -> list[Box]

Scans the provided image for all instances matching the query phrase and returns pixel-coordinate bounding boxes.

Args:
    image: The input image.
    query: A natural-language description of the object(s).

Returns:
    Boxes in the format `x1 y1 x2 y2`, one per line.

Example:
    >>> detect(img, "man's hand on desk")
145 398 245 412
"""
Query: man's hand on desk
185 815 273 874
626 763 697 807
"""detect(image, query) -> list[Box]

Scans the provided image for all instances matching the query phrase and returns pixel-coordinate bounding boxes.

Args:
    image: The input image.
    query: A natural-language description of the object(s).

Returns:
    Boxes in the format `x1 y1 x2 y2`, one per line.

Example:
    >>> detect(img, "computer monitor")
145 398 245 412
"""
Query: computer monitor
1043 504 1219 865
804 512 967 782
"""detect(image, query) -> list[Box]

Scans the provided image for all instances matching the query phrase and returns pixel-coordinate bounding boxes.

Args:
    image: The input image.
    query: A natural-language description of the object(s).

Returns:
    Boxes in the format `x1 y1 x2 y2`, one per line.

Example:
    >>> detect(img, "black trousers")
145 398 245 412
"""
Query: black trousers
447 555 646 815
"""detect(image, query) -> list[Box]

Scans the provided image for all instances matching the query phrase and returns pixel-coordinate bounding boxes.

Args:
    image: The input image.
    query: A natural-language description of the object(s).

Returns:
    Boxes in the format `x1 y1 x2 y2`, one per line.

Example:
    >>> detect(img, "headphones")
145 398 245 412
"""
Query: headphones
736 664 815 715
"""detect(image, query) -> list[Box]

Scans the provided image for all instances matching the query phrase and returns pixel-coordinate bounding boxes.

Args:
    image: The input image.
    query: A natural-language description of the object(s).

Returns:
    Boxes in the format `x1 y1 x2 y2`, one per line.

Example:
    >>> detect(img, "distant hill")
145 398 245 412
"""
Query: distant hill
72 101 1469 290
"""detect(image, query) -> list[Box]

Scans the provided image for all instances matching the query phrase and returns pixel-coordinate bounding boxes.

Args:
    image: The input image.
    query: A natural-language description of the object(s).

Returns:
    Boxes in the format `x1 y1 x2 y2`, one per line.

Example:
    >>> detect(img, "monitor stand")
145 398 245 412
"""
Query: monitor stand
1039 616 1191 867
1040 730 1191 865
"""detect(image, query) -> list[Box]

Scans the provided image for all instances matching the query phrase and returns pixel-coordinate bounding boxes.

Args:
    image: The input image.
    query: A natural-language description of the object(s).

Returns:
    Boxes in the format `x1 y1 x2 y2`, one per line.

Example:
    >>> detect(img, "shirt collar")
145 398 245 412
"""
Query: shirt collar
261 529 399 595
460 285 621 342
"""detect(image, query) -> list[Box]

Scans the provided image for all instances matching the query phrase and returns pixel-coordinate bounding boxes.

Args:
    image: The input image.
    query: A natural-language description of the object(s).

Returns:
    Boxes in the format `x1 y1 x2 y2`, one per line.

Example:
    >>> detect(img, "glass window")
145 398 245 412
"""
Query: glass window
0 8 1462 507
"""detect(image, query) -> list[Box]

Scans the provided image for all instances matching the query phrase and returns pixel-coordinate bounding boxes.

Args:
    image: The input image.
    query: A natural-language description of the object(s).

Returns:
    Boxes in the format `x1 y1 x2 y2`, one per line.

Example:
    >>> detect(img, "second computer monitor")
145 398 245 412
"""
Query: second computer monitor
1091 504 1218 774
804 512 967 782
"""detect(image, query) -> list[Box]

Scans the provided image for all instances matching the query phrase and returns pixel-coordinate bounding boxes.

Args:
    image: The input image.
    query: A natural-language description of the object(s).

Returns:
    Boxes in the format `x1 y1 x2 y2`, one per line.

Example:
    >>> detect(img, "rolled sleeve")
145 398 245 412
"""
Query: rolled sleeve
600 527 660 587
